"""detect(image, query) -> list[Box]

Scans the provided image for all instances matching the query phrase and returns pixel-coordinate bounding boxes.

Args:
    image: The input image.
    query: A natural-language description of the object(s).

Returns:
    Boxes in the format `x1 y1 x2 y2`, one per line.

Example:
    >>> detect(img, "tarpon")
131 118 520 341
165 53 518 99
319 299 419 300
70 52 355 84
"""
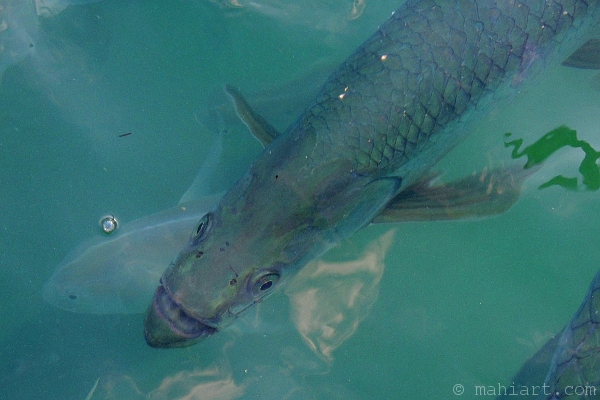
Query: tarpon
144 0 600 348
496 265 600 399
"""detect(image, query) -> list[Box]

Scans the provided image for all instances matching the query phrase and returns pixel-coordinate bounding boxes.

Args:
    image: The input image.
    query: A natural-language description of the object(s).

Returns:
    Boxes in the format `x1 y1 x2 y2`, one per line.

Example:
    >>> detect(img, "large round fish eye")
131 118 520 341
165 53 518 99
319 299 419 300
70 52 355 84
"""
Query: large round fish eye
251 272 280 297
189 213 213 246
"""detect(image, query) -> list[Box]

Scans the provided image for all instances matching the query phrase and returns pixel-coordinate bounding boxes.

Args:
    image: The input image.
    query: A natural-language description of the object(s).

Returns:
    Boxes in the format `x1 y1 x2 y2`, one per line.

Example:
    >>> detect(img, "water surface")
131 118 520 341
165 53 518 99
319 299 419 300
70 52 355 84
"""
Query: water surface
1 0 599 398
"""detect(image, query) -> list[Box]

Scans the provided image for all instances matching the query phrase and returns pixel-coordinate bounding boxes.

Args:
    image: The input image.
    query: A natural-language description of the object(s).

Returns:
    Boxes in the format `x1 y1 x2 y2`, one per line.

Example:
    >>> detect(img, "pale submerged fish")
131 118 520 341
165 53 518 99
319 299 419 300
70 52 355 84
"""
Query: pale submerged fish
43 128 226 314
43 194 223 314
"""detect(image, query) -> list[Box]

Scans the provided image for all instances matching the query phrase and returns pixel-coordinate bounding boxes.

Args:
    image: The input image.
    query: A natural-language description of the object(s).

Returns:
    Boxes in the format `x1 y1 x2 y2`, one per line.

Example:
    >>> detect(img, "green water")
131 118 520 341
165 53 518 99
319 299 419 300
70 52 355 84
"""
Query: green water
1 0 599 398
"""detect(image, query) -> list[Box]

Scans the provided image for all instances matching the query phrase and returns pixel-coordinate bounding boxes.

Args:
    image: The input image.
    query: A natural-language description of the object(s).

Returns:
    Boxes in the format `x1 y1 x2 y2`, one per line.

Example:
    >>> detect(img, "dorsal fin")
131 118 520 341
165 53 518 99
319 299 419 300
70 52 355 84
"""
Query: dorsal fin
562 39 600 69
179 84 282 204
224 84 281 147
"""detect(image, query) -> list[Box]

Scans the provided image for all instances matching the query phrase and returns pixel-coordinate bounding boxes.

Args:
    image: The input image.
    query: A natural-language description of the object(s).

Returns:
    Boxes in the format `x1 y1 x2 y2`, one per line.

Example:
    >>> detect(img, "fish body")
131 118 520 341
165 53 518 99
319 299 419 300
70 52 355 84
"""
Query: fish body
144 0 600 347
541 266 600 399
497 266 600 400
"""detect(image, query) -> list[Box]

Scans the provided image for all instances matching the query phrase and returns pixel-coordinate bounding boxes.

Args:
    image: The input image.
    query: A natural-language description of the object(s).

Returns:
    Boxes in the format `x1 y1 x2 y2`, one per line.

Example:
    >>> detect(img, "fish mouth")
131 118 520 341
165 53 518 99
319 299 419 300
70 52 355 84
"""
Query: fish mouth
144 285 216 348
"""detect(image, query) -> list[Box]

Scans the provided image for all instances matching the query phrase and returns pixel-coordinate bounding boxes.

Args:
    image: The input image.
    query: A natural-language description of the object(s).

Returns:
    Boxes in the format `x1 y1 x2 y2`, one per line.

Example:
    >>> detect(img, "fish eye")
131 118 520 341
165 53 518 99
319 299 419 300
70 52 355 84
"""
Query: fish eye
251 272 280 297
190 213 213 246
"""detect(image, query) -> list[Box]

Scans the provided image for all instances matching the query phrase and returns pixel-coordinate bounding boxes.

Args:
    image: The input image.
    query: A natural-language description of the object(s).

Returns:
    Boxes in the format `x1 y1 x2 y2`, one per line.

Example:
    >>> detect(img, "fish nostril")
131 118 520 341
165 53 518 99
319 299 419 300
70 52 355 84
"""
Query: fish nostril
69 294 77 300
195 251 204 258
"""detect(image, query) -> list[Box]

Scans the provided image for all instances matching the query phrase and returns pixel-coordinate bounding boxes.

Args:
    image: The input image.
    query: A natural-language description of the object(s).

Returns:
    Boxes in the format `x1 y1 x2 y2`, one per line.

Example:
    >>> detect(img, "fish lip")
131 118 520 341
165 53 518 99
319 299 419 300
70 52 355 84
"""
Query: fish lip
144 285 216 348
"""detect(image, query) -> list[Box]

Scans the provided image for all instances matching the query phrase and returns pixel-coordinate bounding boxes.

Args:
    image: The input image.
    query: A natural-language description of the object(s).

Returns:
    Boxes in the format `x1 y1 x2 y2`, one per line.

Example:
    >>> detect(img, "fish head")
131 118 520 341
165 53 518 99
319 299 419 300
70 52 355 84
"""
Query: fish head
143 130 389 348
143 171 323 348
143 134 349 347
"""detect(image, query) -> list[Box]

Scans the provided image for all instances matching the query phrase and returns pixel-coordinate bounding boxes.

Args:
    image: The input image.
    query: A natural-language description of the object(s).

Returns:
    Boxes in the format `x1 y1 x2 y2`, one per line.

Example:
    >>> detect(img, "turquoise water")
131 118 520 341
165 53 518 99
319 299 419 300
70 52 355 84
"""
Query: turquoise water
1 0 600 398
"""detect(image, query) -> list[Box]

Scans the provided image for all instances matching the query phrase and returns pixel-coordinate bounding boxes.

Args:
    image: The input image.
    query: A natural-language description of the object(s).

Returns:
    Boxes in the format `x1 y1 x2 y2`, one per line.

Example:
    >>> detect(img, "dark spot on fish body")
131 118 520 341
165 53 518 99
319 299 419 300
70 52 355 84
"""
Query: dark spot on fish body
275 175 278 180
228 265 239 283
69 294 77 300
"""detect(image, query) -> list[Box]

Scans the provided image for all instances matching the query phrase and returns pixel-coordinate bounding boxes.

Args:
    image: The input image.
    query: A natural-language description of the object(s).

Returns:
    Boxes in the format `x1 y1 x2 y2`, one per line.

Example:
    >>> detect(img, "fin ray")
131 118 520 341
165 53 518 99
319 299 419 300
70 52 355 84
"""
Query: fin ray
373 166 535 223
224 84 280 147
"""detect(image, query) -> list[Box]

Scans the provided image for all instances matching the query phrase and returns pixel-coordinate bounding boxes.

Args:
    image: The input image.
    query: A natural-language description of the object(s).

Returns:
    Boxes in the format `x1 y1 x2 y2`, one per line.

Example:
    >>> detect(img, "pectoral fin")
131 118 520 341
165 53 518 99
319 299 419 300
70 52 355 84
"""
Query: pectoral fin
224 85 281 147
562 39 600 69
373 166 535 223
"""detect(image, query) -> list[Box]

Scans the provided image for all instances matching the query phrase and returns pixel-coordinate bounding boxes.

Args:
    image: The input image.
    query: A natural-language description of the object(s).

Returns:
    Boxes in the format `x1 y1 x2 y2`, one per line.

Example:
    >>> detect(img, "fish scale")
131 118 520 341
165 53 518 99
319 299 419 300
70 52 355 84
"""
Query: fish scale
299 0 596 175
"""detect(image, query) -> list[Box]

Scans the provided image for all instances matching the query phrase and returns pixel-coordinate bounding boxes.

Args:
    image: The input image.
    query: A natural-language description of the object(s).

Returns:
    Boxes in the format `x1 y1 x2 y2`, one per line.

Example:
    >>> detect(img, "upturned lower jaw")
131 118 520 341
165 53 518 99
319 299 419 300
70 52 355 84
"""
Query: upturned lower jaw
143 285 216 348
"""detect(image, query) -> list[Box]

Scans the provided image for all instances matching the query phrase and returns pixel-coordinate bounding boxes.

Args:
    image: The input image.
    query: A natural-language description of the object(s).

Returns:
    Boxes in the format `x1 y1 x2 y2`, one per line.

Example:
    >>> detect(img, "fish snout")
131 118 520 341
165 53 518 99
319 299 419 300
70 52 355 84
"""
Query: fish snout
144 285 216 348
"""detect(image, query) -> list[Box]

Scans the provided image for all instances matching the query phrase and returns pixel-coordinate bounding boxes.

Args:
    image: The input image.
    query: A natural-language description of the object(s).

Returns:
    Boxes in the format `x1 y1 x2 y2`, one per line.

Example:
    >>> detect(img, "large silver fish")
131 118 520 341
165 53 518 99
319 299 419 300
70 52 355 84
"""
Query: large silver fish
144 0 600 348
